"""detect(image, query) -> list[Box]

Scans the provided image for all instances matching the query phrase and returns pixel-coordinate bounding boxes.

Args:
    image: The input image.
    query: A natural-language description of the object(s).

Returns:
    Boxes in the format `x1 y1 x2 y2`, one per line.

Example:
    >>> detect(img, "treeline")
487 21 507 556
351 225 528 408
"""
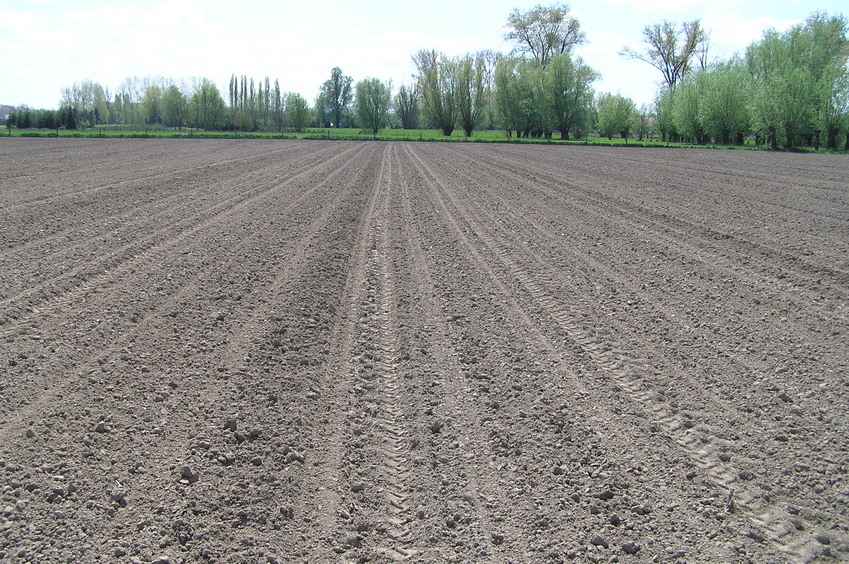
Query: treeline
656 12 849 149
5 6 848 150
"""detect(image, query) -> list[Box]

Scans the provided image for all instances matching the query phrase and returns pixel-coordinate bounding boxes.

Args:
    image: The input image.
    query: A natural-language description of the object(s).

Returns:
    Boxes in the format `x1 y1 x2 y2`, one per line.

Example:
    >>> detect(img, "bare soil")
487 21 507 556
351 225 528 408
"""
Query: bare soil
1 139 847 563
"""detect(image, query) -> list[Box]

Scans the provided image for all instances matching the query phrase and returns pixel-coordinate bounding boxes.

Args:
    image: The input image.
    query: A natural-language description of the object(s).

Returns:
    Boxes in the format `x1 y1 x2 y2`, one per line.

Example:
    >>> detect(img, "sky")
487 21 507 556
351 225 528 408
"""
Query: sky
1 0 845 110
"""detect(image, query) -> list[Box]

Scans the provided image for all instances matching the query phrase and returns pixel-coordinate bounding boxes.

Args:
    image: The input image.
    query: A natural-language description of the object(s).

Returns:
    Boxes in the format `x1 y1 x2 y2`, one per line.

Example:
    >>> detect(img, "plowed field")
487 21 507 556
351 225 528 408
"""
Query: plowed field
1 139 847 563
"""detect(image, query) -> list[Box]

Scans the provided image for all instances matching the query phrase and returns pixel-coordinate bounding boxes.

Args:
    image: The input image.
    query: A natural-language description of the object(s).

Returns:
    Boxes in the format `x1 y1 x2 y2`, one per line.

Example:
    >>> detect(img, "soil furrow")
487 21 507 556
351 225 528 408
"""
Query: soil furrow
0 143 364 328
0 142 334 272
405 143 746 561
434 144 847 561
1 139 846 563
0 143 368 432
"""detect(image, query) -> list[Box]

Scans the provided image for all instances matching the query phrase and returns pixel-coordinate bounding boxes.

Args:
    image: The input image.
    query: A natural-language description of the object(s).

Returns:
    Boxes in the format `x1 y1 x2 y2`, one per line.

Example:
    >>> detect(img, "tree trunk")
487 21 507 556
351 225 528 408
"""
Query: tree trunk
442 125 454 136
826 126 837 150
784 124 795 150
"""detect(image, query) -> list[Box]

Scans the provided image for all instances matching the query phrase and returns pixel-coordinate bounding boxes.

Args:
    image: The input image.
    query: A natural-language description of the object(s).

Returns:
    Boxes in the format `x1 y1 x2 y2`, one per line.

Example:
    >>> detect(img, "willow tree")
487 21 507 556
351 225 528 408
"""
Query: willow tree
505 3 585 68
394 84 419 129
413 50 458 136
545 54 597 139
698 59 751 145
621 20 710 89
596 93 635 140
455 53 492 137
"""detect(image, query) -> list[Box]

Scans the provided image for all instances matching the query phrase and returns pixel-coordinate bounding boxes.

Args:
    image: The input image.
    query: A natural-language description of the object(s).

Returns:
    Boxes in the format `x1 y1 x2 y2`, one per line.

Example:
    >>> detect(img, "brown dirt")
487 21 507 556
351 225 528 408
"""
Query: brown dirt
1 139 847 563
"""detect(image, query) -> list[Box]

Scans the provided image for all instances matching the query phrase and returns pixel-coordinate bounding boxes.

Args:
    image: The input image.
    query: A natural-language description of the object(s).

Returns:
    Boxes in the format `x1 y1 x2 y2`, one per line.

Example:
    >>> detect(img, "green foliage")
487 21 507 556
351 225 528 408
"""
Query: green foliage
189 80 225 130
318 67 353 128
494 52 596 140
596 93 635 140
394 84 420 129
455 53 492 137
494 57 545 138
24 9 846 151
142 85 163 124
285 93 309 132
632 104 652 141
698 59 751 145
354 78 392 135
671 72 705 143
414 50 458 136
621 20 709 88
61 79 109 127
162 85 187 129
60 106 77 129
505 3 585 67
233 110 254 133
544 54 597 139
746 12 849 149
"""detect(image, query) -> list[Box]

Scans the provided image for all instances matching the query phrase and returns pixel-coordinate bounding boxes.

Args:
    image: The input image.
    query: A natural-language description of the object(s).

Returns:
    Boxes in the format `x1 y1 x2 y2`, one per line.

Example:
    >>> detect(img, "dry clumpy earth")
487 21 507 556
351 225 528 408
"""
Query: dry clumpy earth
0 139 847 563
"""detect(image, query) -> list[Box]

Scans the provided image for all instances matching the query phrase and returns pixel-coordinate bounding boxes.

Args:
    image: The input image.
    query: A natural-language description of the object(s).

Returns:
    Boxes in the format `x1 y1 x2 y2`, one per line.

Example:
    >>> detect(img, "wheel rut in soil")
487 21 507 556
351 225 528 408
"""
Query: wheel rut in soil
2 140 847 563
409 143 847 562
0 144 360 328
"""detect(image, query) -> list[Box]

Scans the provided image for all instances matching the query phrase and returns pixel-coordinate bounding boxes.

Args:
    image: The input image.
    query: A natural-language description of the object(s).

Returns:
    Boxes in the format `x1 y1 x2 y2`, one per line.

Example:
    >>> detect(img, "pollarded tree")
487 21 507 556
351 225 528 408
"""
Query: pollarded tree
621 20 710 89
494 57 547 138
394 84 420 129
634 104 653 141
654 87 677 142
354 78 392 135
746 29 816 149
318 67 353 127
455 53 491 137
544 53 597 140
804 12 849 149
698 59 751 145
671 72 706 143
744 13 849 149
505 3 585 68
414 50 459 136
822 72 849 150
596 93 635 140
494 57 525 139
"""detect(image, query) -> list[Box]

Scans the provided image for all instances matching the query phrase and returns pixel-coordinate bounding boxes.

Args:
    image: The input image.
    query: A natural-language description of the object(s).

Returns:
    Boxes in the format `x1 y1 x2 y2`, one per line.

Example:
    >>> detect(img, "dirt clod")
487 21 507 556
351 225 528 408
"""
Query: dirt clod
1 140 846 562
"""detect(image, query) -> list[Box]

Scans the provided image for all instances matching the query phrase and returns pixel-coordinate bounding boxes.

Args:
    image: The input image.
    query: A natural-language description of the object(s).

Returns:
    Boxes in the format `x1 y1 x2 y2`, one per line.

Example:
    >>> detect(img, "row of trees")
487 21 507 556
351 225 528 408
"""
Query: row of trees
652 12 849 149
6 5 849 149
8 76 316 133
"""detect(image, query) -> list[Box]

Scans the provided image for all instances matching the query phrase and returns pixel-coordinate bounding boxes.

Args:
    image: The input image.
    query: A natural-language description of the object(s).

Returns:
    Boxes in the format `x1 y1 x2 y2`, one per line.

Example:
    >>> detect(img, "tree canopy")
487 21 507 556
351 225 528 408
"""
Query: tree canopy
354 78 392 135
318 67 353 128
505 3 585 68
620 20 710 88
10 5 849 150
